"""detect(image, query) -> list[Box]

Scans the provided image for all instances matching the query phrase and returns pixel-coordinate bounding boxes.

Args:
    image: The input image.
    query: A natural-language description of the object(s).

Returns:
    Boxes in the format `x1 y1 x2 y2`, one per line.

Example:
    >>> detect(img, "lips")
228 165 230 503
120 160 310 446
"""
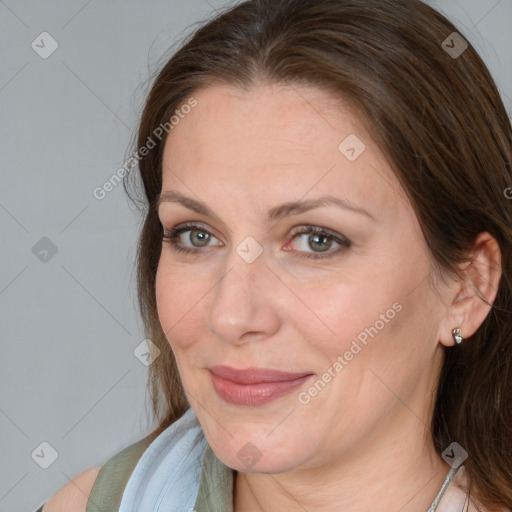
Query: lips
209 365 313 384
209 365 314 406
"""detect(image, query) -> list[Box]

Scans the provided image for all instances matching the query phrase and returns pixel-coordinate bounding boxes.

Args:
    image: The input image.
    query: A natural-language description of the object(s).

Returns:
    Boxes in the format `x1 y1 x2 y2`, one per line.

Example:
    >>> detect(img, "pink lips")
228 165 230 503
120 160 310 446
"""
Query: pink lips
209 365 313 406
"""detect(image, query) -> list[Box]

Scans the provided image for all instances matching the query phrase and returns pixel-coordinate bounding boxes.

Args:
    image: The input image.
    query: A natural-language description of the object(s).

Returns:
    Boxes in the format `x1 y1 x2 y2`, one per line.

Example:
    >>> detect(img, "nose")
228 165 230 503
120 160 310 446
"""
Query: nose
206 246 281 345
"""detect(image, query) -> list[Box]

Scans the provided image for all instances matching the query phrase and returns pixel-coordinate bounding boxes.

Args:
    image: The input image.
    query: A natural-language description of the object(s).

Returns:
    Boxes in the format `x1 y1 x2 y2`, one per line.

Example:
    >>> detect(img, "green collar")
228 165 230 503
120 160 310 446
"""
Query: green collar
193 444 237 511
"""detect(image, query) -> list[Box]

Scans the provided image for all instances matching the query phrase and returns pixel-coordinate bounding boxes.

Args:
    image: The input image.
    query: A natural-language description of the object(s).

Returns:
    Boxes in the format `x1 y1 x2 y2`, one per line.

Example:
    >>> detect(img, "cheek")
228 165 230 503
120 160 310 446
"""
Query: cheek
155 263 194 349
327 277 442 409
155 259 216 355
301 273 400 355
155 264 171 331
299 252 435 398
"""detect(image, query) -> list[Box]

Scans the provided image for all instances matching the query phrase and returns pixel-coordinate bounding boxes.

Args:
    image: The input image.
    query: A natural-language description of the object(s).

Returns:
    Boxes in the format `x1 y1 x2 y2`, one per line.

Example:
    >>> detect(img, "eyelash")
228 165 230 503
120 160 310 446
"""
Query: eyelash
161 222 351 260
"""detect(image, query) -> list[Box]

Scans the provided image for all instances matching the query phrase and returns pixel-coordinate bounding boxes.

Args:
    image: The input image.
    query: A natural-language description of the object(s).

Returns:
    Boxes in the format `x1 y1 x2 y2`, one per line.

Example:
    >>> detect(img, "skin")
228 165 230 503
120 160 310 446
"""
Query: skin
155 82 502 512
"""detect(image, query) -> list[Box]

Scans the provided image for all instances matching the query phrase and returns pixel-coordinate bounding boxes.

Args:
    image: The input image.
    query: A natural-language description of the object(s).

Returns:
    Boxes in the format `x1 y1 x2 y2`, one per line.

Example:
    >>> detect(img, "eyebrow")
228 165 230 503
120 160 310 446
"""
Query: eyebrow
156 190 375 224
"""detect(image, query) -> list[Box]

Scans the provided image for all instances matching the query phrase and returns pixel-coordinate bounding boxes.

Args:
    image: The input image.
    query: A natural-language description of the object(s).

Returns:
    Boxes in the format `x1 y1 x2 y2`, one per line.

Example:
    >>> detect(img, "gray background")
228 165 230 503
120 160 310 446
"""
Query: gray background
1 1 511 510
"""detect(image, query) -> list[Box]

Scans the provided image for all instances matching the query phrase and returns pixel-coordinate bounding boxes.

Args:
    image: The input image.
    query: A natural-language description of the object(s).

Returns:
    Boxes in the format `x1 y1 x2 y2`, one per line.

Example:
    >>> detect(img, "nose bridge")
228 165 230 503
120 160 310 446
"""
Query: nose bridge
218 234 267 300
206 241 279 341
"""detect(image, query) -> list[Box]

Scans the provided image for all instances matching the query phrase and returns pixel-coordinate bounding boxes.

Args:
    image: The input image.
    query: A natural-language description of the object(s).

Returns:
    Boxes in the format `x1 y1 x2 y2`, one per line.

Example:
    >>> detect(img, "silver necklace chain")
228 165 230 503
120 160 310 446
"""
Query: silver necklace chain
427 466 463 511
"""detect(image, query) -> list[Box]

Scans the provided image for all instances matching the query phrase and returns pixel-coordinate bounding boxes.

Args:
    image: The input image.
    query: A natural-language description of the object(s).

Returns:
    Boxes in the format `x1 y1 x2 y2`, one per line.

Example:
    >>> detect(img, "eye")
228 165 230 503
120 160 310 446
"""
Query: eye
162 222 221 255
162 223 351 260
286 226 351 260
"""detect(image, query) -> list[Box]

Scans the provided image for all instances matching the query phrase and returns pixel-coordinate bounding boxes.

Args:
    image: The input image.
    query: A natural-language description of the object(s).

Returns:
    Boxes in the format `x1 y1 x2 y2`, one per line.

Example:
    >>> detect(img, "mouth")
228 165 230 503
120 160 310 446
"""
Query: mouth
209 365 314 406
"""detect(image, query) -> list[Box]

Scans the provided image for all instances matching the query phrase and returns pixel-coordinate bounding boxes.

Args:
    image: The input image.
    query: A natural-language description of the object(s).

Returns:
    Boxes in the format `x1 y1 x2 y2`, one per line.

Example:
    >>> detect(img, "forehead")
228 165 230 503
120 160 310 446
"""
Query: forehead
161 82 405 220
164 82 362 165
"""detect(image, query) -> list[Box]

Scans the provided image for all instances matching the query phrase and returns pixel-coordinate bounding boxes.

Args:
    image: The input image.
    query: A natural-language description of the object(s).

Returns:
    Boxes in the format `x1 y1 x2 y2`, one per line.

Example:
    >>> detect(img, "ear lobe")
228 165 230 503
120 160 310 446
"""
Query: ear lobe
439 232 502 347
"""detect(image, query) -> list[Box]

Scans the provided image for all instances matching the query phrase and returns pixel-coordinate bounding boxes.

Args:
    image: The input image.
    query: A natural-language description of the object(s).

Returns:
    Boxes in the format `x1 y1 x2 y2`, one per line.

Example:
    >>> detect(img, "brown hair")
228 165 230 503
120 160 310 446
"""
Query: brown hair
124 0 512 509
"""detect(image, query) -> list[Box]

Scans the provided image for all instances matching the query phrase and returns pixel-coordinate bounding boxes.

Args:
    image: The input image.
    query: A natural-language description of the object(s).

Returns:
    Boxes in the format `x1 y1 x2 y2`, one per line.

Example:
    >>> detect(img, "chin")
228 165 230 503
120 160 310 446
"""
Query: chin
203 427 308 473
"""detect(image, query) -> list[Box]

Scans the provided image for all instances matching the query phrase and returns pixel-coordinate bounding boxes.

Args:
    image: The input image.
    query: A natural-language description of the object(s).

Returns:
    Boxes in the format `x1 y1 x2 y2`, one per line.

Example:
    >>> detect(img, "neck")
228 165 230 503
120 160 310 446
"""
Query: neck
233 414 451 512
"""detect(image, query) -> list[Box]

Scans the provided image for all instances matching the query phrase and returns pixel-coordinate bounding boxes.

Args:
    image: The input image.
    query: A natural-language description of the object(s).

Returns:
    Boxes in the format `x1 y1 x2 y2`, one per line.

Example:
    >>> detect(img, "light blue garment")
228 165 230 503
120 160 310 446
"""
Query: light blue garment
118 407 208 512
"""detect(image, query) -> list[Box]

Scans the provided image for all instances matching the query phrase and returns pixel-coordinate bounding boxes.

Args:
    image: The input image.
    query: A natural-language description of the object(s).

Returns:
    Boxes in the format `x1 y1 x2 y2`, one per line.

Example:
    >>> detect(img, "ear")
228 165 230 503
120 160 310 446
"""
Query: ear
438 232 502 347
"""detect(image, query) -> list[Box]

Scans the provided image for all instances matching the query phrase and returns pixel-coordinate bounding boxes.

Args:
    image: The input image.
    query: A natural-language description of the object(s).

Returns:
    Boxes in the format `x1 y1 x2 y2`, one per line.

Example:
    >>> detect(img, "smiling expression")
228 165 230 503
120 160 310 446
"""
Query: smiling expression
155 81 451 473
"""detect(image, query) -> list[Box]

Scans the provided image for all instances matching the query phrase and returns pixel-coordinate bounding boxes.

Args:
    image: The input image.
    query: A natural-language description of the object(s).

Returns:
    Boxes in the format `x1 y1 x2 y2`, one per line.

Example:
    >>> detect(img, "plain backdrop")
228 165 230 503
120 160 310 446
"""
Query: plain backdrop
1 1 511 510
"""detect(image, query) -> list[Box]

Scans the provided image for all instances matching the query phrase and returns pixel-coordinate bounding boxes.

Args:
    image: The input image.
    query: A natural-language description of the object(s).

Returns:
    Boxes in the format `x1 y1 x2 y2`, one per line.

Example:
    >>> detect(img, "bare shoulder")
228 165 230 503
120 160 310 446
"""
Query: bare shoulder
41 465 103 512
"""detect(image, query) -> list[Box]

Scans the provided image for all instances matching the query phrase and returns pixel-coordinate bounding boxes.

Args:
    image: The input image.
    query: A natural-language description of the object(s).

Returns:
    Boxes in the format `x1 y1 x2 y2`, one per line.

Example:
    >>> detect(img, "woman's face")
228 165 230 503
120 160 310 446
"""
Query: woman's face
155 82 453 473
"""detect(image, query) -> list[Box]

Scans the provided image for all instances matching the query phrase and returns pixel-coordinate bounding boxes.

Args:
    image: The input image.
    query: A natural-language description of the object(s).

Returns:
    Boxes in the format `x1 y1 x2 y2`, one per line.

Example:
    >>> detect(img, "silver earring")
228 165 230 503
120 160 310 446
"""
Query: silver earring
452 327 464 344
